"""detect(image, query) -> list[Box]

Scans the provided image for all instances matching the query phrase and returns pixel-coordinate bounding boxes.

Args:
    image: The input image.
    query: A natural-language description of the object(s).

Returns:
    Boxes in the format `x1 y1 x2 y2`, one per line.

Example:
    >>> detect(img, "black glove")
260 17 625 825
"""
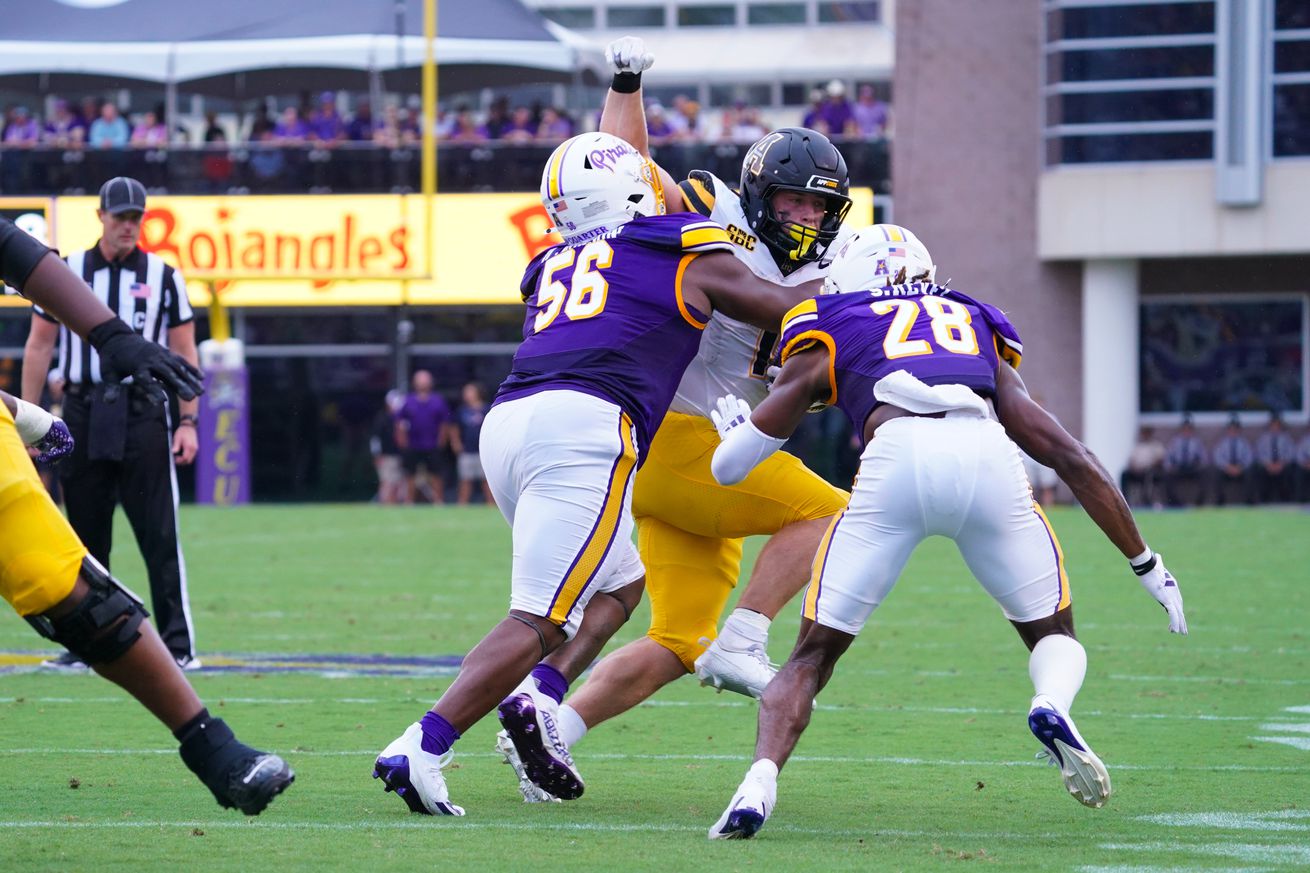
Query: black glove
87 318 205 401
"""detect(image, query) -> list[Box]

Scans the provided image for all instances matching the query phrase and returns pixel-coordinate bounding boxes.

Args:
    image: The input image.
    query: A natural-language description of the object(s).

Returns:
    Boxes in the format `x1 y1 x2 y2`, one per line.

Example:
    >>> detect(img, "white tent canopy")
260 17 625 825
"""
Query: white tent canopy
0 0 605 96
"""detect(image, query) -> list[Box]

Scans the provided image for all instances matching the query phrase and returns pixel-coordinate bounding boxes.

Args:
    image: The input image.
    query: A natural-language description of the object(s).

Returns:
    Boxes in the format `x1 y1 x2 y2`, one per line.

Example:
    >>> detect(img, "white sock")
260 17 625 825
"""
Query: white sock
716 608 772 650
747 758 779 782
1028 634 1087 714
557 704 588 748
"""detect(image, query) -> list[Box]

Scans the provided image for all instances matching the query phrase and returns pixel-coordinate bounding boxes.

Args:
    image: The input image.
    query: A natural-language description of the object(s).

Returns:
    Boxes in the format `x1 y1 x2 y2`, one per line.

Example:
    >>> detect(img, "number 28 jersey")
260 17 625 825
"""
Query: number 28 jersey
777 282 1024 440
494 213 734 456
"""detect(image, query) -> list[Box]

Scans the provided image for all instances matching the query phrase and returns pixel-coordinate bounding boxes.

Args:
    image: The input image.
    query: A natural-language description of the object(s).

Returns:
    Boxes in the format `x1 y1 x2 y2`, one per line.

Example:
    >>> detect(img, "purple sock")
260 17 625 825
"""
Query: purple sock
530 664 569 705
418 711 460 756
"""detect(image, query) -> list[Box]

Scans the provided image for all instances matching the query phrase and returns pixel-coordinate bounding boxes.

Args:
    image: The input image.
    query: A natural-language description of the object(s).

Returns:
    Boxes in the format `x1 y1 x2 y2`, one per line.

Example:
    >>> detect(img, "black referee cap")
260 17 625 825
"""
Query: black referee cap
99 176 147 215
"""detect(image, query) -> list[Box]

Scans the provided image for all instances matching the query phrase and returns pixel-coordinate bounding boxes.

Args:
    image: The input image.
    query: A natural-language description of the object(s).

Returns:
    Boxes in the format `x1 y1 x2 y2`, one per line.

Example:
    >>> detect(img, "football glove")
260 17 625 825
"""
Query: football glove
1132 553 1188 635
605 36 655 75
710 394 752 443
13 398 74 466
88 317 205 401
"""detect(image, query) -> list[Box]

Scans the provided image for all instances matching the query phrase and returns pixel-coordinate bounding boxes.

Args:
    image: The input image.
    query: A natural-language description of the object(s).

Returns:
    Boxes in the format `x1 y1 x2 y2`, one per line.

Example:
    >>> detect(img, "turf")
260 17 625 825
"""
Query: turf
2 505 1307 872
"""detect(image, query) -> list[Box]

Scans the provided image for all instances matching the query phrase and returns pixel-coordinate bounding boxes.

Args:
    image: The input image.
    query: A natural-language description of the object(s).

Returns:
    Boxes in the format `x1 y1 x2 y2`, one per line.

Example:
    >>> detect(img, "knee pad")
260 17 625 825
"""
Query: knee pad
25 557 150 665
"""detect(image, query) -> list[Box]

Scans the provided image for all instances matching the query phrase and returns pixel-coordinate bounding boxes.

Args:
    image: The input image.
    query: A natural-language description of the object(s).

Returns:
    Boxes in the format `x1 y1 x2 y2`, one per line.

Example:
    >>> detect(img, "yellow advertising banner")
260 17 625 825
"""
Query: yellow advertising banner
12 189 874 308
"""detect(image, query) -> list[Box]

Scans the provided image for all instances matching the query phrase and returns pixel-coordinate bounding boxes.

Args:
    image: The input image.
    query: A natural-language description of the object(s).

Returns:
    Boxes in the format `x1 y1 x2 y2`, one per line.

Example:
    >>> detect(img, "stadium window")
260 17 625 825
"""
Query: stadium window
1055 1 1215 41
708 83 773 107
1052 88 1213 125
817 1 879 23
537 6 596 27
781 82 813 105
1055 45 1215 82
1273 84 1310 157
1274 40 1310 75
608 5 666 27
677 4 736 25
1274 0 1310 30
1138 297 1307 416
748 3 806 25
1055 131 1213 163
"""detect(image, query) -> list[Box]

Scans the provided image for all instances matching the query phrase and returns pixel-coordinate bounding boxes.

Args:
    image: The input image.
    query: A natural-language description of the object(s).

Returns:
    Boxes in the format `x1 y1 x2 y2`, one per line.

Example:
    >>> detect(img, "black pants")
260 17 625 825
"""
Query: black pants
61 389 194 660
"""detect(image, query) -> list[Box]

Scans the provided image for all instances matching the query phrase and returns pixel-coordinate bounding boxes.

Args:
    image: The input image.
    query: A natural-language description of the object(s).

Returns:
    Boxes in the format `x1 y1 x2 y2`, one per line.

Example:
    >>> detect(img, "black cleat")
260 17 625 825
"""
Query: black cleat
179 716 295 815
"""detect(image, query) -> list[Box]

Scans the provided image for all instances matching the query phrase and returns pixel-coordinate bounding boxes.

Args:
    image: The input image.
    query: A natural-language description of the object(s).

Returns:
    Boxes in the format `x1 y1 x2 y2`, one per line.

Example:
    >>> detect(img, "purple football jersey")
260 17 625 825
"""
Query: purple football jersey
495 213 732 455
778 282 1023 441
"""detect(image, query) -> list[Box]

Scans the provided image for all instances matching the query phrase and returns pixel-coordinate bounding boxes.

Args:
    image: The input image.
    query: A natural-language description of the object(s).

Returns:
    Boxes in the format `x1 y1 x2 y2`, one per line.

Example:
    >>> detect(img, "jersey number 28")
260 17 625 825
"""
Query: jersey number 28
870 295 979 359
534 241 613 333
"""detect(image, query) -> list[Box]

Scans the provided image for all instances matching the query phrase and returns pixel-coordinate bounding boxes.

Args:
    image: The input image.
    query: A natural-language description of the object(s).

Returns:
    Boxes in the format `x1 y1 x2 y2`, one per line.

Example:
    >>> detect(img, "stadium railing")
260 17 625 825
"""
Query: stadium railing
0 139 890 196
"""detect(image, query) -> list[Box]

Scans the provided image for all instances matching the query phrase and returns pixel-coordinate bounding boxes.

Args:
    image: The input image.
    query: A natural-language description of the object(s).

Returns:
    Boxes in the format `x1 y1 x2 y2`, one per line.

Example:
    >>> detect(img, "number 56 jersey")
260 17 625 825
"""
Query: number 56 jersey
494 213 734 457
778 282 1024 442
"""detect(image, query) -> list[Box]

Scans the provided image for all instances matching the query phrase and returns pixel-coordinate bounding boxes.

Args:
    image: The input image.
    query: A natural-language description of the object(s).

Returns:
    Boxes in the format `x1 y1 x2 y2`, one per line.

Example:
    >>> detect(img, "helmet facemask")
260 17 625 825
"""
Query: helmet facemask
756 185 852 264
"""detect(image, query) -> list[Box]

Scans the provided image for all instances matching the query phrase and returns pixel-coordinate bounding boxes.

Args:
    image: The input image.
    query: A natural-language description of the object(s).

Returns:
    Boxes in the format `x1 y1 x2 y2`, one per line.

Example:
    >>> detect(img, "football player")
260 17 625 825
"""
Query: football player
493 38 856 801
371 132 820 815
0 216 294 815
705 225 1188 838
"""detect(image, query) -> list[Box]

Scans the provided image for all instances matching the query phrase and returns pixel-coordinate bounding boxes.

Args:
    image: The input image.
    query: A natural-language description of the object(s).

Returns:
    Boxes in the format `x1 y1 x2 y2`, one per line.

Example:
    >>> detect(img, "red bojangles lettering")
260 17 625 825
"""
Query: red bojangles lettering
139 204 413 275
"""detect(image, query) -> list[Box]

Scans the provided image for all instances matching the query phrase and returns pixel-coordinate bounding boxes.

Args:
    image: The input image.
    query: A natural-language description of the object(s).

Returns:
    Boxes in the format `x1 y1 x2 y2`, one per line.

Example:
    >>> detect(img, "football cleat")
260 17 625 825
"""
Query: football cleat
218 752 295 816
708 771 776 840
694 638 778 700
178 716 294 816
497 690 584 800
496 730 560 803
1028 701 1111 808
373 722 465 816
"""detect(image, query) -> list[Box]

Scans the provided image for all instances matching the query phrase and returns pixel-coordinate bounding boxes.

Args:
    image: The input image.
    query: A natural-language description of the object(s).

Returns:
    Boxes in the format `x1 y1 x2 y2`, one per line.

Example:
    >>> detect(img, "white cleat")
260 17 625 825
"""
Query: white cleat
1028 700 1111 809
496 730 560 803
372 722 466 816
708 771 776 840
497 688 584 800
694 638 777 700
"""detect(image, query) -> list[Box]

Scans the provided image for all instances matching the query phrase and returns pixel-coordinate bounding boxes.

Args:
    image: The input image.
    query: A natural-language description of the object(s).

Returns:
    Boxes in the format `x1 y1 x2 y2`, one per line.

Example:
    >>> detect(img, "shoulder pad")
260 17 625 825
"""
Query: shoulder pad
520 245 561 301
777 297 828 365
679 169 718 217
944 287 1024 369
619 214 734 254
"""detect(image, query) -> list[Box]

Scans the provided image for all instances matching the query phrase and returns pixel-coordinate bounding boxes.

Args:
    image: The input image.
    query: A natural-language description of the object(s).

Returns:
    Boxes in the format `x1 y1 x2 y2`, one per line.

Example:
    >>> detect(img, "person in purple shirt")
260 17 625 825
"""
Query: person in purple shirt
3 107 41 146
450 381 493 506
851 84 890 138
706 224 1188 839
345 100 376 142
272 107 310 143
309 92 345 144
395 369 450 504
817 80 856 138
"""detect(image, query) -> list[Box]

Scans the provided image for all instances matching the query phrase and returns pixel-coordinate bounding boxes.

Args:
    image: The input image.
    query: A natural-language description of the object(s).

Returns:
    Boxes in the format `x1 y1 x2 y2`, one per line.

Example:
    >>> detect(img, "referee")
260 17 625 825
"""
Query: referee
22 176 201 670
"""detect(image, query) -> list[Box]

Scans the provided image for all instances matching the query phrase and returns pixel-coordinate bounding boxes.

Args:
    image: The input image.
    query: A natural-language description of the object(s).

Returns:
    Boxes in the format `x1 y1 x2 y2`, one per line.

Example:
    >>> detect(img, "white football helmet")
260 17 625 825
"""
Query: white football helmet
541 132 666 245
823 224 937 295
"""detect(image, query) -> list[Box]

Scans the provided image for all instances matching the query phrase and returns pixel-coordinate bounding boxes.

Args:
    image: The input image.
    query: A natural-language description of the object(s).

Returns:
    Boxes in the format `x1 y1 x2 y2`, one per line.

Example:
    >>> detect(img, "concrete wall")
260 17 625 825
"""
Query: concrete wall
893 0 1085 435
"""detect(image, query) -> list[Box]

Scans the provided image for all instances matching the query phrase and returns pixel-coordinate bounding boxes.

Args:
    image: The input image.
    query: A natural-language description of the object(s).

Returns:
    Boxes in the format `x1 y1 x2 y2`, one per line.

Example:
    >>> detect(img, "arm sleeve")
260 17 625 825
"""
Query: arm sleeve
0 216 53 292
710 417 788 486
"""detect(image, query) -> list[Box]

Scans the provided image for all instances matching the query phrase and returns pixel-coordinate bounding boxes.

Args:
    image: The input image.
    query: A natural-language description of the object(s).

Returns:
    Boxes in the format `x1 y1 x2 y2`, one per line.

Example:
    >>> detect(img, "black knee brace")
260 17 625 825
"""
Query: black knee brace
25 557 150 665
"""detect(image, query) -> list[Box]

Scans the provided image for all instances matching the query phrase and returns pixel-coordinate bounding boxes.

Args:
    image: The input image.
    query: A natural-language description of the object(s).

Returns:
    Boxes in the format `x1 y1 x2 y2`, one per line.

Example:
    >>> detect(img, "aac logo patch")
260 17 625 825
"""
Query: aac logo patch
726 224 757 250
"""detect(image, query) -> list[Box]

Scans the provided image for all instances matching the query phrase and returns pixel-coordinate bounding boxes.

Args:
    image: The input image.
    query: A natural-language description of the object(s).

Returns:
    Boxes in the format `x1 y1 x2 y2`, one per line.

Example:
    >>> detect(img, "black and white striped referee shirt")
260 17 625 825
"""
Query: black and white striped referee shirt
34 246 193 386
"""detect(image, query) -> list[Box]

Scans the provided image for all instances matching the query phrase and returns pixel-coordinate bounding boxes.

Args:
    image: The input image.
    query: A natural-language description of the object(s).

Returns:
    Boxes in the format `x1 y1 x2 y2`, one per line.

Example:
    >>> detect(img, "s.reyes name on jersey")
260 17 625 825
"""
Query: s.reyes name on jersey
495 213 732 455
777 282 1023 439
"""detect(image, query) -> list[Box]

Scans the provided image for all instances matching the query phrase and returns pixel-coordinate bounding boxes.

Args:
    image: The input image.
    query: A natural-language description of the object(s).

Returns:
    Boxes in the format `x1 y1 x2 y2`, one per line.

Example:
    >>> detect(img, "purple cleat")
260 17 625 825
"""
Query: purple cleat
1028 700 1111 808
496 690 584 800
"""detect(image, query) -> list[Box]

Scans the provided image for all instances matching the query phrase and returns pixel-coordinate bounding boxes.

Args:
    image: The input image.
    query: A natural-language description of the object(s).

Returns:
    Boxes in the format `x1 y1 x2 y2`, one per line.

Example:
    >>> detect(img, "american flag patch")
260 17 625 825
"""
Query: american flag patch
888 247 906 257
130 282 152 299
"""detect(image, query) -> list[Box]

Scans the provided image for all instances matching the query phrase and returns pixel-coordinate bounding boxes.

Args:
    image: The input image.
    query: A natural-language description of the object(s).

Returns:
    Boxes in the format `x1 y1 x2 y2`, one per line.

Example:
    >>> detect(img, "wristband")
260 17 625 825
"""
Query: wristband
1129 547 1157 575
178 414 199 427
611 72 642 94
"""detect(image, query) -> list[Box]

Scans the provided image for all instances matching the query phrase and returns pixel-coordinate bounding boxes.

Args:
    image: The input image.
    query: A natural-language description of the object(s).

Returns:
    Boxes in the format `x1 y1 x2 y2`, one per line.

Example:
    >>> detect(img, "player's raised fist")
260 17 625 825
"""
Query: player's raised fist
606 36 654 75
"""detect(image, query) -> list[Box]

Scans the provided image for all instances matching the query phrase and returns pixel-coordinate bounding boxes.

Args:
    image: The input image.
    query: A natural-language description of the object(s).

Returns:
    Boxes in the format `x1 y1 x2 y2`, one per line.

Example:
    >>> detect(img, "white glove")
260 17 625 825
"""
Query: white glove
763 365 781 389
606 36 655 75
710 394 752 442
1133 553 1188 635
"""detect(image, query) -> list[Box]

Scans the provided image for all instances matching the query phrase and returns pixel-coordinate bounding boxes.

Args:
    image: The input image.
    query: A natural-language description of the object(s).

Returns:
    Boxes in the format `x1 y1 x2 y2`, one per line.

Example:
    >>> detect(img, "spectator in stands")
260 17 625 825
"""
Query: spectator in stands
272 106 311 143
1120 425 1166 507
450 381 493 506
1211 415 1255 505
3 107 41 147
346 101 376 142
1163 416 1207 506
536 107 574 142
78 97 101 131
446 105 486 143
202 112 226 144
88 103 130 149
130 110 169 147
1254 414 1296 502
1296 429 1310 502
396 369 450 505
309 92 345 144
481 97 512 140
502 106 537 143
374 104 419 147
801 87 826 130
670 94 701 141
852 84 890 138
819 80 857 137
248 107 276 141
646 102 676 143
44 99 86 148
729 103 768 144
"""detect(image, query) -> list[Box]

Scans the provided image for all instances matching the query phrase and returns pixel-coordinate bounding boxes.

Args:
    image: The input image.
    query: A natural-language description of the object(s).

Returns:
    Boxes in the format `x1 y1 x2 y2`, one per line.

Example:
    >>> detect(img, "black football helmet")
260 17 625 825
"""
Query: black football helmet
739 127 852 269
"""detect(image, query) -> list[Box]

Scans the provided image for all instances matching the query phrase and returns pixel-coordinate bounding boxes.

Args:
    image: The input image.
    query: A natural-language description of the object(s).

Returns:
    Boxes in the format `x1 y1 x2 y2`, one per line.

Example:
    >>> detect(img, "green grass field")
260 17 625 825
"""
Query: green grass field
2 505 1307 872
